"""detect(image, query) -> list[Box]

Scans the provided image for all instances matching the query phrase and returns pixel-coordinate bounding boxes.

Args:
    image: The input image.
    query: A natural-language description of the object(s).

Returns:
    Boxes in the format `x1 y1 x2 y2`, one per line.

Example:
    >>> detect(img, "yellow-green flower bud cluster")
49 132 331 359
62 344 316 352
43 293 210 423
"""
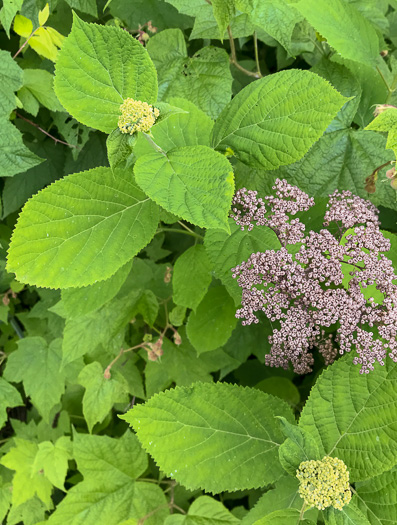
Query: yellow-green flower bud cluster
296 456 352 511
118 98 160 135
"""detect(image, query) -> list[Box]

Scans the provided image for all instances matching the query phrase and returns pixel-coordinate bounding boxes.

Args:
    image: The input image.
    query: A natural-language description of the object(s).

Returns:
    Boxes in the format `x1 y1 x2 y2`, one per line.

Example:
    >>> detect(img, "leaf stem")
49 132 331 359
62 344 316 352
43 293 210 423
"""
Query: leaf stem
141 131 167 156
15 113 79 149
299 502 307 521
227 26 261 79
13 27 40 59
156 227 204 240
253 31 262 77
376 66 392 94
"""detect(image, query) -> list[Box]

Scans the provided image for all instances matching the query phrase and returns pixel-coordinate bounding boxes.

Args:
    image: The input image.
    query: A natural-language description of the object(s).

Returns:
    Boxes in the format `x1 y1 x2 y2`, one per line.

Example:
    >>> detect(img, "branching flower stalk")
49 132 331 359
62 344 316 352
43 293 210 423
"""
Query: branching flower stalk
231 179 397 374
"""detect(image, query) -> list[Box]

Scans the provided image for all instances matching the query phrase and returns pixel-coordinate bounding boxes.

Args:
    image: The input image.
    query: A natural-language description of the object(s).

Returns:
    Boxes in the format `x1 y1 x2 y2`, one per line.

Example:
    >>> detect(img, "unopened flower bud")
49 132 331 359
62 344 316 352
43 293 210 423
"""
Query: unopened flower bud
103 368 111 380
173 331 182 345
374 104 397 117
164 266 172 283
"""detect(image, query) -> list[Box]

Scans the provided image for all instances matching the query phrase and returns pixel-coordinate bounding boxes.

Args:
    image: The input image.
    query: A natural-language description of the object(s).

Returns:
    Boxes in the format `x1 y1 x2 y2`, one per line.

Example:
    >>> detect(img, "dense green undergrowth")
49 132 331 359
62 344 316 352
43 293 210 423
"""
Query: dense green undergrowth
1 0 397 523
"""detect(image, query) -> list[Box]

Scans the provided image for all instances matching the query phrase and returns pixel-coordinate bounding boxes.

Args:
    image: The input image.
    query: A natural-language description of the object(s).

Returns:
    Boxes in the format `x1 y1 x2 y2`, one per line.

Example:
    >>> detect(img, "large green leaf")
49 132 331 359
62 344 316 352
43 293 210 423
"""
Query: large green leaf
299 354 397 482
292 0 379 66
134 145 234 231
121 382 294 493
54 14 157 133
173 245 212 310
4 338 66 422
355 469 397 525
205 218 280 305
0 378 23 429
0 50 23 117
211 69 346 170
7 167 160 289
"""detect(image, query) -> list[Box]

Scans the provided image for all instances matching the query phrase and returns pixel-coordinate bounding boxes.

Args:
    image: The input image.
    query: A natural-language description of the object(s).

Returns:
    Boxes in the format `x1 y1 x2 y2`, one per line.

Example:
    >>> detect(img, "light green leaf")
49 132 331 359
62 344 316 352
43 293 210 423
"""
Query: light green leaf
132 289 159 327
78 361 129 432
4 337 66 422
134 145 234 231
0 0 23 37
165 495 240 524
54 14 157 133
0 377 23 429
186 285 237 354
299 354 397 482
0 50 23 117
0 118 44 177
106 129 136 171
277 417 320 476
32 437 72 490
211 69 346 170
211 0 235 40
205 218 280 305
365 108 397 160
292 0 379 66
253 509 314 525
19 69 63 115
0 438 52 508
64 0 98 17
61 260 133 319
355 469 397 525
7 167 160 289
62 288 141 366
173 245 212 310
323 502 371 525
6 497 47 525
121 382 294 493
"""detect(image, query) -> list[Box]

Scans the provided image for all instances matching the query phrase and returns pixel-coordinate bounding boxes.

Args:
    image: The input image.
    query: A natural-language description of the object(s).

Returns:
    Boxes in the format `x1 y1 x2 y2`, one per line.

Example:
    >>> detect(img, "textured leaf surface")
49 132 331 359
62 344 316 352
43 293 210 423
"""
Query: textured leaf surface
0 50 23 117
355 469 397 525
293 0 379 66
211 69 346 170
186 285 237 354
252 509 315 525
165 495 240 524
299 355 397 481
7 167 160 289
277 417 320 476
0 377 23 429
54 15 157 133
323 503 371 525
205 219 280 305
32 437 72 491
134 145 234 231
173 245 212 310
121 382 294 493
0 0 23 38
4 338 66 422
365 108 397 159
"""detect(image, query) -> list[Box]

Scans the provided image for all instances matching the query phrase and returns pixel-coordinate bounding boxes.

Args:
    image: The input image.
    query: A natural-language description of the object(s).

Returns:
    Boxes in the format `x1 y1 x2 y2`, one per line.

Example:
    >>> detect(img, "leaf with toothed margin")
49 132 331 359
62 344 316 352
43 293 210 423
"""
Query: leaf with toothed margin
54 14 157 133
6 167 160 289
120 382 294 494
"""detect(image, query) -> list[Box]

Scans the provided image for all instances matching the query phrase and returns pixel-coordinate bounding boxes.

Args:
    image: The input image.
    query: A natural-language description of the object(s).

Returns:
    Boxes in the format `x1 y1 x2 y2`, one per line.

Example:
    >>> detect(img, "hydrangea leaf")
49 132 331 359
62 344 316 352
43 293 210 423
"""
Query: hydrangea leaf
323 502 371 525
54 14 157 133
292 0 379 66
18 69 63 114
0 439 53 508
165 495 240 524
47 432 169 524
211 69 347 170
205 218 280 305
61 260 133 319
299 354 397 482
355 469 397 524
173 245 212 311
186 285 237 354
78 361 130 432
252 509 315 525
64 0 98 17
32 437 72 491
121 382 294 493
0 50 23 117
365 107 397 160
7 167 160 289
134 145 234 232
0 377 23 429
3 337 66 422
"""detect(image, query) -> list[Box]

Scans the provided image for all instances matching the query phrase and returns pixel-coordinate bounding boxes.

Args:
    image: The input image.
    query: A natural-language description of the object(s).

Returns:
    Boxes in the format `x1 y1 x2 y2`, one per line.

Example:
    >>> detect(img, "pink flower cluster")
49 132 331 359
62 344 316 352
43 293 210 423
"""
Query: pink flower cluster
231 180 397 374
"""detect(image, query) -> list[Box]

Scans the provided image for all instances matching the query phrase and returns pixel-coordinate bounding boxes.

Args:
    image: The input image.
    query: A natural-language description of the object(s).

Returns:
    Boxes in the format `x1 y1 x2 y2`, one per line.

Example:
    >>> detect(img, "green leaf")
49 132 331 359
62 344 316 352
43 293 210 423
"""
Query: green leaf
211 69 346 170
205 218 280 305
0 50 23 117
78 361 129 432
365 108 397 160
4 337 66 422
186 285 237 354
211 0 235 40
132 289 159 327
277 417 320 476
323 502 371 525
106 129 136 171
54 14 158 133
292 0 379 66
252 509 315 525
134 145 234 231
52 112 92 161
173 245 212 310
121 382 294 493
6 497 47 525
355 469 397 525
0 377 23 429
147 28 232 119
64 0 98 17
18 69 63 115
47 431 169 524
165 495 240 524
7 167 160 289
0 0 23 37
0 438 52 508
61 260 133 319
0 118 44 177
299 354 397 482
32 437 72 490
255 378 300 406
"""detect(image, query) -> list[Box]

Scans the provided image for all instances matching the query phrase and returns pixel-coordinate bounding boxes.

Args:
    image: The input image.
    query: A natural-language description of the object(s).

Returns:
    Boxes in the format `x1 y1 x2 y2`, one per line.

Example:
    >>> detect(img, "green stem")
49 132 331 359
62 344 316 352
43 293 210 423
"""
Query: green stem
156 227 204 240
377 66 392 95
253 31 262 77
141 132 167 156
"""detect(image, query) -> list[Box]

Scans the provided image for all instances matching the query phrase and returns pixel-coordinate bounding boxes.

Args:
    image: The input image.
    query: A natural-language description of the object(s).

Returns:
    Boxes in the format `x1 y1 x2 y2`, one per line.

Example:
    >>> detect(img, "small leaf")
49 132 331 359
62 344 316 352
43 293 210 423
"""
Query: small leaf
0 377 23 429
165 495 240 524
38 3 49 26
121 382 294 493
13 14 33 37
106 129 136 171
32 437 71 490
0 0 23 38
365 107 397 160
0 50 23 118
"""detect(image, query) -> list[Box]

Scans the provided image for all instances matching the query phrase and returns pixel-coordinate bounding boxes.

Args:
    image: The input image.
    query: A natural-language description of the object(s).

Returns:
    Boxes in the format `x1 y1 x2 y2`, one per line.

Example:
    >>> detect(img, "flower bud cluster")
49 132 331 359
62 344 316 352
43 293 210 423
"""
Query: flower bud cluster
296 456 351 511
118 98 159 135
231 180 397 374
